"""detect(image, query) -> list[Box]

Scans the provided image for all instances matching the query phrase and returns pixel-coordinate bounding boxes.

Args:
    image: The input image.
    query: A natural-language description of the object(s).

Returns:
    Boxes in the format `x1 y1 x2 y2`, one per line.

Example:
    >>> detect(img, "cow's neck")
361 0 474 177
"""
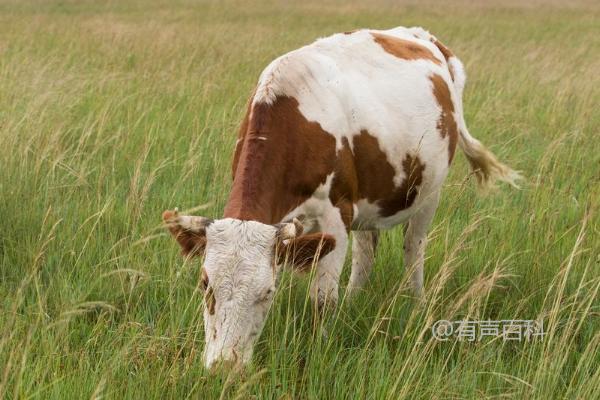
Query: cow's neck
223 96 337 225
224 97 336 224
223 99 294 224
223 134 288 224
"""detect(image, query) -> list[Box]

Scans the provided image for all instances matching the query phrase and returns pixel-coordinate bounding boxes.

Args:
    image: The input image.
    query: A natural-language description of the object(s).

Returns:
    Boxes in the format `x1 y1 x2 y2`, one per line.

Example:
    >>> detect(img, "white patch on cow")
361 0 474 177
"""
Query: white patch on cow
202 219 280 369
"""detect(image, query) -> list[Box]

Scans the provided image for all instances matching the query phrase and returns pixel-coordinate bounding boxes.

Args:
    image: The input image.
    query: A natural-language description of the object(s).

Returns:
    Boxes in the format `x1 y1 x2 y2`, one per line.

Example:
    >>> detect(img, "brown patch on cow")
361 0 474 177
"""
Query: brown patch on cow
343 29 358 35
330 130 426 219
371 32 441 65
430 74 459 164
225 96 336 223
277 233 336 272
385 154 426 214
329 137 357 229
433 39 454 61
431 38 456 82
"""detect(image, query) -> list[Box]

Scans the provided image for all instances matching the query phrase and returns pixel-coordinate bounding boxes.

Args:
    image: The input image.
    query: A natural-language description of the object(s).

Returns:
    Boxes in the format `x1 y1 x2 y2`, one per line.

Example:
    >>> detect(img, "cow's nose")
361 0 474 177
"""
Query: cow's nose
207 349 241 373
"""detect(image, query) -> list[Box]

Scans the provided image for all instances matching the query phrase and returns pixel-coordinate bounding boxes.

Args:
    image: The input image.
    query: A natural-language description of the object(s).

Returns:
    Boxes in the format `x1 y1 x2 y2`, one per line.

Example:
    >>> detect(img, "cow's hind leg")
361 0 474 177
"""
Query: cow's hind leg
310 207 349 314
346 230 379 297
404 194 440 297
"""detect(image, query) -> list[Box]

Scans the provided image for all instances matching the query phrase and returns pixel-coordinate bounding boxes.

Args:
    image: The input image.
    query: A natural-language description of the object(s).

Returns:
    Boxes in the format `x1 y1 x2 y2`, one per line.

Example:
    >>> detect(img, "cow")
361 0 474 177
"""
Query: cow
162 26 520 370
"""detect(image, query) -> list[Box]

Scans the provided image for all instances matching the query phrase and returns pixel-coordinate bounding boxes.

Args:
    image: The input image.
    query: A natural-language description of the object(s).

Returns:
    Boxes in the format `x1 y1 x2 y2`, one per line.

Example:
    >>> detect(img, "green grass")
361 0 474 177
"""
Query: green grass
0 0 598 398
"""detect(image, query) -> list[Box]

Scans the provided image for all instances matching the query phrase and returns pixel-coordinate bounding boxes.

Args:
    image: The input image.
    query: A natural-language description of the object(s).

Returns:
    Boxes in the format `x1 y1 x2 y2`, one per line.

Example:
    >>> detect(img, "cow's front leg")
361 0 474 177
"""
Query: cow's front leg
310 208 349 314
346 230 379 297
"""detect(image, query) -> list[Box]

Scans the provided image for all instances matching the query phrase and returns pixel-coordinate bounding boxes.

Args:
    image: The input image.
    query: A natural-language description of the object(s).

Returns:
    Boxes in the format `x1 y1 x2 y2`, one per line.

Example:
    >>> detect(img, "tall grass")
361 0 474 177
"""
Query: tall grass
0 0 598 398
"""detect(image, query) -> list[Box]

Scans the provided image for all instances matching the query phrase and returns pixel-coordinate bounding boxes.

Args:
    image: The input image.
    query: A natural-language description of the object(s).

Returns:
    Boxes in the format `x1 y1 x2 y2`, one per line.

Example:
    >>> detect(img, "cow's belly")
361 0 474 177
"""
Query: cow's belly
353 200 416 230
351 185 437 230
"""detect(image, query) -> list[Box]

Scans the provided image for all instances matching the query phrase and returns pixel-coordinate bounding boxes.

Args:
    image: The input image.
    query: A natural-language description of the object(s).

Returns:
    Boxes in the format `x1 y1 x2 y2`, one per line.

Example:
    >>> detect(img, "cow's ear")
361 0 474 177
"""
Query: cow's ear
162 209 213 258
277 233 336 272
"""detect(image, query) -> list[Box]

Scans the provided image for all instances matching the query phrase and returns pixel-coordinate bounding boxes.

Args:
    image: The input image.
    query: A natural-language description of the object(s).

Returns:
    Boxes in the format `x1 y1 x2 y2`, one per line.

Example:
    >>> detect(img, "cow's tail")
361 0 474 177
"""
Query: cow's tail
445 55 521 190
457 123 522 190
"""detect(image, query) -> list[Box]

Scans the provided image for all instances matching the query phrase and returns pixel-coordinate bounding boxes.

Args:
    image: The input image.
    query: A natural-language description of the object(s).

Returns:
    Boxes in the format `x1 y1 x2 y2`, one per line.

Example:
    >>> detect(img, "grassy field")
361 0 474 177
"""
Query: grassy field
1 0 598 398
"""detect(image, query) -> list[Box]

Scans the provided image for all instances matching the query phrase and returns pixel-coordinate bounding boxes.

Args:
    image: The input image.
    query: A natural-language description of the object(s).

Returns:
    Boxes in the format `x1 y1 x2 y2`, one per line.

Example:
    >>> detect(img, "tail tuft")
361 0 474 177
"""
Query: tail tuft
458 128 522 191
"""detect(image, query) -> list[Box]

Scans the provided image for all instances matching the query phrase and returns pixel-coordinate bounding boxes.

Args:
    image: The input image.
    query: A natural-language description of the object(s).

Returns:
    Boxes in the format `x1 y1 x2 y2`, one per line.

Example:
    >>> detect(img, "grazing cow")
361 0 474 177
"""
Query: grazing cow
163 26 520 369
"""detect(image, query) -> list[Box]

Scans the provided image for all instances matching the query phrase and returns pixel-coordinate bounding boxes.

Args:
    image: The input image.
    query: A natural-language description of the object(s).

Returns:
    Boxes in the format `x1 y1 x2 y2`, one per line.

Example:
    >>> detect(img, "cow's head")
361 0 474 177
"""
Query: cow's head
162 209 335 370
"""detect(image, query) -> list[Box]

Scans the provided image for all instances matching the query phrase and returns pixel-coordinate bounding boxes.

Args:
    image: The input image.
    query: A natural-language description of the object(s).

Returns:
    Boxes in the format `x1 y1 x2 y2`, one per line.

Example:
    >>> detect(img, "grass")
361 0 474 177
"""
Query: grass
0 0 598 398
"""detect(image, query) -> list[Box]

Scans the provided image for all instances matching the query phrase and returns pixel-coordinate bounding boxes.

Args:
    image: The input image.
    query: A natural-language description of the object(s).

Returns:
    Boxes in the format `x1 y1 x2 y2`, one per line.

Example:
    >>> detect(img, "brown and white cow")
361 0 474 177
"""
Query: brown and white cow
163 26 520 369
